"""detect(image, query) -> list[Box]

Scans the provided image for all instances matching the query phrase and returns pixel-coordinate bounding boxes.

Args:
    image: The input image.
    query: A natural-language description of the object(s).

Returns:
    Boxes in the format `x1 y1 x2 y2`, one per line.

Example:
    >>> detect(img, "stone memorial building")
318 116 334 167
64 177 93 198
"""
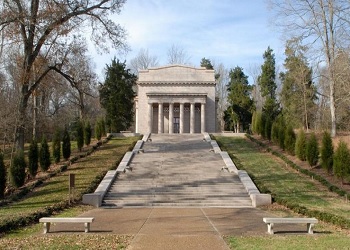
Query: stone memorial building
135 65 217 134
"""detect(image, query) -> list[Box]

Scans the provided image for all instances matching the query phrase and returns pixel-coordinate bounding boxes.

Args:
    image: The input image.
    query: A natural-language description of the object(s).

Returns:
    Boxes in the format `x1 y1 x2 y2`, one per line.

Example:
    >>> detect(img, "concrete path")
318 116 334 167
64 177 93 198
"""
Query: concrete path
50 207 272 250
48 134 309 249
104 134 252 207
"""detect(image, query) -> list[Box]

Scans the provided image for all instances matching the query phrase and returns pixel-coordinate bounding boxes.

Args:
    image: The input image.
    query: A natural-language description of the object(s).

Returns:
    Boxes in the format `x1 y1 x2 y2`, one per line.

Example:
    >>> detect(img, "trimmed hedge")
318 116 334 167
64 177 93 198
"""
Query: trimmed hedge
0 135 117 233
246 134 349 198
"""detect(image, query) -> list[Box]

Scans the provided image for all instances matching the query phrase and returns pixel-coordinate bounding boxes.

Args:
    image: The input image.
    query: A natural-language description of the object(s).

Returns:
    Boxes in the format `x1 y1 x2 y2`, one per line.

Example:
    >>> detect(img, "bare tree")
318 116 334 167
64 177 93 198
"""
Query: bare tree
167 44 191 65
129 48 159 74
0 0 127 150
269 0 350 136
248 63 263 112
214 63 229 131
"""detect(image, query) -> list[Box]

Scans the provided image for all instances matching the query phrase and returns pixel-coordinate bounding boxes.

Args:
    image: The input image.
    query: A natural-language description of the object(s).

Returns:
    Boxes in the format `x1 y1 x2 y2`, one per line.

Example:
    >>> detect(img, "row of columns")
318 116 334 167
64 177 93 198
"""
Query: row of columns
148 102 206 134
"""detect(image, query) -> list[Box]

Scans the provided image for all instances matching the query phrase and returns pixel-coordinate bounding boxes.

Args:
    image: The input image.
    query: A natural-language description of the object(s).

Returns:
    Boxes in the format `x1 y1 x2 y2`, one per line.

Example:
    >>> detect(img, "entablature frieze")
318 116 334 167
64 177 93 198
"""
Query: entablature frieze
147 93 207 104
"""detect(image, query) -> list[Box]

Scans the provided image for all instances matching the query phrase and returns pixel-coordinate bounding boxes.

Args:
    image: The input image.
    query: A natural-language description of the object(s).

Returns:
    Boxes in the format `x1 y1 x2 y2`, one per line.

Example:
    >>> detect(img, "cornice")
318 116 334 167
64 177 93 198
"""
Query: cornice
137 81 216 86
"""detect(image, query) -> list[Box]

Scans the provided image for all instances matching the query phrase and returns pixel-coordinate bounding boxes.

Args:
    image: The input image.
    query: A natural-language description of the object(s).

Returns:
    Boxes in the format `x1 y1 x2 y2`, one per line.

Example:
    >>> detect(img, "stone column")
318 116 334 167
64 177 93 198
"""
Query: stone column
179 103 184 134
190 103 195 134
158 103 164 133
148 103 153 133
201 103 206 133
135 99 139 133
169 103 174 134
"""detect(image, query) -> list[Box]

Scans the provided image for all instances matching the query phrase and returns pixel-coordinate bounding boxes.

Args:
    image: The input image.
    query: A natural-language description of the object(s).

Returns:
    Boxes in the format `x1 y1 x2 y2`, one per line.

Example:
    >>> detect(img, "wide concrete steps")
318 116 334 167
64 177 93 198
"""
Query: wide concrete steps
102 134 253 208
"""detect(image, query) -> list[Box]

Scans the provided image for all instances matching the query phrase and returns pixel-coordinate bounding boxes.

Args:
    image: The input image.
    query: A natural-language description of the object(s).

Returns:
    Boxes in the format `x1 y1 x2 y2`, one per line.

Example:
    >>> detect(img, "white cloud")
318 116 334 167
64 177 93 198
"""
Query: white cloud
91 0 285 83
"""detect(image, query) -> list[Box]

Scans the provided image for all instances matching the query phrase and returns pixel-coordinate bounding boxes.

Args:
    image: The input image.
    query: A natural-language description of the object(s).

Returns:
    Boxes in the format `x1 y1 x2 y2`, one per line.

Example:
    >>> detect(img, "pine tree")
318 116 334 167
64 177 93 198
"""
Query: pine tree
321 131 334 174
84 121 92 146
295 129 307 161
28 139 39 177
62 127 71 160
333 141 350 183
52 129 61 164
258 47 279 122
76 119 84 152
226 66 254 132
284 126 296 155
280 38 316 130
0 153 6 198
99 58 136 132
10 150 26 188
39 137 51 171
306 133 319 167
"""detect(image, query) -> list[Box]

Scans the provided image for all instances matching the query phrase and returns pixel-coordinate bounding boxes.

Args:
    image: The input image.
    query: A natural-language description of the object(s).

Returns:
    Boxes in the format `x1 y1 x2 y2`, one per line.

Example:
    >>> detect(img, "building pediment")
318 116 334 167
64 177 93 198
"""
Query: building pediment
138 64 215 84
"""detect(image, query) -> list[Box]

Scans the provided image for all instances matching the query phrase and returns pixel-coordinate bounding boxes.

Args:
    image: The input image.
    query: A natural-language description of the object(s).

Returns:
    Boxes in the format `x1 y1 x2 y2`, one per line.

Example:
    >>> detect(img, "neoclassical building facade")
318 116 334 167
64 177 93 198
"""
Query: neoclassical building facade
135 65 216 134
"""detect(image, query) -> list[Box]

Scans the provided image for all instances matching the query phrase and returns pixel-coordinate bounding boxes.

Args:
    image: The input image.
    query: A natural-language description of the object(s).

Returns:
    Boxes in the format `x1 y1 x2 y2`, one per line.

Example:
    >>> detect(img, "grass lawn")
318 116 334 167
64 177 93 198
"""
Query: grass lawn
0 137 138 220
216 136 350 249
1 135 349 249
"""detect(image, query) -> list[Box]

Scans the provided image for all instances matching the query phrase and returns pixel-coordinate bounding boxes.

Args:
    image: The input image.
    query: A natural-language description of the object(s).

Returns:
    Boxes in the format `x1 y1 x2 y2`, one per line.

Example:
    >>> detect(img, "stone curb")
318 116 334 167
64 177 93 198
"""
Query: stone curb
82 135 146 207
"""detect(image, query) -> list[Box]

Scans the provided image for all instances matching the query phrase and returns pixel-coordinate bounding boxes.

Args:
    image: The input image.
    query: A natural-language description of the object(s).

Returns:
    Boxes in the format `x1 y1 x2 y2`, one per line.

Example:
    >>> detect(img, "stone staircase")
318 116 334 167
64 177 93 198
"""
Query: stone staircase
103 134 253 207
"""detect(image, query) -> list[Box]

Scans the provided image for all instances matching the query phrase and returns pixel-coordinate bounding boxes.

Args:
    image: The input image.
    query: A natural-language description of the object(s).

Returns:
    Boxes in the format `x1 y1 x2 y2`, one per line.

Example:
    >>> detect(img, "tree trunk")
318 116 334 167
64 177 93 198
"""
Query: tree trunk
329 79 337 137
15 86 30 151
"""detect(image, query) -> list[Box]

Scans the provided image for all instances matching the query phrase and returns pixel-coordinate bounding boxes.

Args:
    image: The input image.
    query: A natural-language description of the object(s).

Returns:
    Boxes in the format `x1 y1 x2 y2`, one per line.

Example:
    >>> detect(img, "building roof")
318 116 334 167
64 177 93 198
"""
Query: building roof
138 64 215 84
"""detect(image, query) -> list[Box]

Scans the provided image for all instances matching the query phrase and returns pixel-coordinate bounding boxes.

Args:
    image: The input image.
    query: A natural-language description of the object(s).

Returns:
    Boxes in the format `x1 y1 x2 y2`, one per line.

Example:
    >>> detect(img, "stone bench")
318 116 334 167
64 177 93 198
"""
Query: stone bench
39 217 94 233
263 217 318 234
133 140 144 153
117 151 134 173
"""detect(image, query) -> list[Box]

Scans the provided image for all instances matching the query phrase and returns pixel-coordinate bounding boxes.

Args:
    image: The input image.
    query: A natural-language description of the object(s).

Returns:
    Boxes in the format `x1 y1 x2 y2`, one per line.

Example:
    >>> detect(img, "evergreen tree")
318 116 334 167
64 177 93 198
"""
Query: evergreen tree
333 141 350 182
99 58 136 132
254 112 263 135
39 137 51 171
258 47 279 121
226 66 254 132
0 153 6 198
100 118 106 137
321 131 334 174
284 126 296 155
265 116 272 141
278 124 285 150
295 129 307 161
76 119 84 152
200 57 214 69
280 38 316 130
306 133 319 167
28 139 39 177
52 129 61 164
10 150 26 188
84 121 92 146
62 127 71 160
95 121 102 140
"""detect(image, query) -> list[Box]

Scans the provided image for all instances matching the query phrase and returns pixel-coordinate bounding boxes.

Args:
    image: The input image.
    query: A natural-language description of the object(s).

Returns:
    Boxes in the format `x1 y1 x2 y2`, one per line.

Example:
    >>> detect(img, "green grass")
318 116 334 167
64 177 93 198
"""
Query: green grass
227 233 350 250
0 205 132 249
216 136 350 220
216 136 350 249
0 137 138 226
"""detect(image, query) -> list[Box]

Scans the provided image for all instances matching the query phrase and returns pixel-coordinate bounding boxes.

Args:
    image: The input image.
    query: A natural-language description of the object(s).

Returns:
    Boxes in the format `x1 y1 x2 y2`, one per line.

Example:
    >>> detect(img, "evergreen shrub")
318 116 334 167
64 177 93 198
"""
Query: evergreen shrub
284 126 296 155
84 121 92 146
306 133 319 167
39 137 51 171
28 139 38 177
52 129 61 164
295 129 307 161
10 150 26 188
62 127 71 160
0 153 6 198
321 131 334 174
333 141 350 182
76 120 84 152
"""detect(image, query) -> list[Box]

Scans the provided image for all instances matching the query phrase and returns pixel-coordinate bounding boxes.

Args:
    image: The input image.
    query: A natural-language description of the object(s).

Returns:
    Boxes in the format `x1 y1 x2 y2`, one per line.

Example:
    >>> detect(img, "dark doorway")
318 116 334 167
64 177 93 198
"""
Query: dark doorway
174 117 180 133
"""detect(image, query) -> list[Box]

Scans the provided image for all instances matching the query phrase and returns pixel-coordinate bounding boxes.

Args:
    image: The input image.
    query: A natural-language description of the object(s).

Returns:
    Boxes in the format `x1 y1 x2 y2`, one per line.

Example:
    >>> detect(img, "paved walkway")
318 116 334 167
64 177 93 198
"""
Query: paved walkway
52 207 273 250
50 136 282 250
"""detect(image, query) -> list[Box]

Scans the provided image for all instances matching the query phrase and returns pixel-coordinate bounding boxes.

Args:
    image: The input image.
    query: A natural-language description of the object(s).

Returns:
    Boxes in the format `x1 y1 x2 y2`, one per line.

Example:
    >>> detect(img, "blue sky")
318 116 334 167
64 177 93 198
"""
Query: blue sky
91 0 285 83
